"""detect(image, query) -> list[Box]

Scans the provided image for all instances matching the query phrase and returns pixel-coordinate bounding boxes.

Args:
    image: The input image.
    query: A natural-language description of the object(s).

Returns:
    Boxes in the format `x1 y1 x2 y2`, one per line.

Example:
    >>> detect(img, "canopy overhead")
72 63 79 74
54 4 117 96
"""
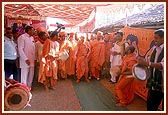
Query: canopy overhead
4 3 109 27
4 3 164 32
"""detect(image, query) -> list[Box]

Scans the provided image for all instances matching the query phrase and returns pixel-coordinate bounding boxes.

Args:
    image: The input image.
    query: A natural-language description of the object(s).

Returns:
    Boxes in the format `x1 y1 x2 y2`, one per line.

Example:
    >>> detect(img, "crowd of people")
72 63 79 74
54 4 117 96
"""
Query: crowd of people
4 20 164 111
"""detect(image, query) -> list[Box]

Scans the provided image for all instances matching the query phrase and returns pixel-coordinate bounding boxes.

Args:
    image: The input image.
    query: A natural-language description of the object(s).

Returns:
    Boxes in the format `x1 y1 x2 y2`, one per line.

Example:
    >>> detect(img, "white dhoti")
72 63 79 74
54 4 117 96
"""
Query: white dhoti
110 43 122 82
110 65 121 82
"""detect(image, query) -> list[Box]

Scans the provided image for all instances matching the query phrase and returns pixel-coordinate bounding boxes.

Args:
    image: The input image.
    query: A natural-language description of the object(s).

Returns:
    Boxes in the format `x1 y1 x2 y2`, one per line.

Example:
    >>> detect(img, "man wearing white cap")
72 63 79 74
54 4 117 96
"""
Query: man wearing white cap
110 30 125 83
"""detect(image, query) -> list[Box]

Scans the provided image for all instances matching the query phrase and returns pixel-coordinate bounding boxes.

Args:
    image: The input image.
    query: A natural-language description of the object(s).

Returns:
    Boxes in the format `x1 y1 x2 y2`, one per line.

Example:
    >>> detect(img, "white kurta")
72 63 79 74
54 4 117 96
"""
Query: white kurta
110 42 122 67
110 42 122 82
18 33 35 68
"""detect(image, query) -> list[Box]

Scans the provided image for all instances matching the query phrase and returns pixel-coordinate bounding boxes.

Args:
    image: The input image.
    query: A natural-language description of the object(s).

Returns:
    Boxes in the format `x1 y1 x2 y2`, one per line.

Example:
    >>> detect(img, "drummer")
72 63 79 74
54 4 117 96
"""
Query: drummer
137 29 164 111
112 45 137 106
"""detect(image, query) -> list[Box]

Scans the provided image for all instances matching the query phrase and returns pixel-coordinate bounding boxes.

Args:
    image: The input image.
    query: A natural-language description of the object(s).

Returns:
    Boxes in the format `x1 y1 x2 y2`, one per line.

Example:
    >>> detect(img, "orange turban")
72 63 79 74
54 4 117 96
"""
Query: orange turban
36 27 48 34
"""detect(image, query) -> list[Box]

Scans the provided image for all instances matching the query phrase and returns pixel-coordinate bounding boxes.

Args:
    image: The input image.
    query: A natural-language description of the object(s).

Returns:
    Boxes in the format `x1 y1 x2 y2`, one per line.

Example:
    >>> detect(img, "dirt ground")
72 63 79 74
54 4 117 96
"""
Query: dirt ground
20 77 147 112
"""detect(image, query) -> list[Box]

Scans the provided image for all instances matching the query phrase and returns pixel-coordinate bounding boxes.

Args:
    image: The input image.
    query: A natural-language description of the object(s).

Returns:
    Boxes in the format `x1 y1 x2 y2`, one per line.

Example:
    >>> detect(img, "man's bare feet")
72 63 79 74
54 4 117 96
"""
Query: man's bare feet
85 79 90 83
45 86 49 92
76 79 80 83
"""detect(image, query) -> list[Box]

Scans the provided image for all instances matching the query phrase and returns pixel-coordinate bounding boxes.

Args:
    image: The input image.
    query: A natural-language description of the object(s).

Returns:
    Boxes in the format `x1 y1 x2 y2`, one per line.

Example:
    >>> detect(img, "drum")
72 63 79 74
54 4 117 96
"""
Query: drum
132 63 150 81
4 82 32 111
59 51 69 61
